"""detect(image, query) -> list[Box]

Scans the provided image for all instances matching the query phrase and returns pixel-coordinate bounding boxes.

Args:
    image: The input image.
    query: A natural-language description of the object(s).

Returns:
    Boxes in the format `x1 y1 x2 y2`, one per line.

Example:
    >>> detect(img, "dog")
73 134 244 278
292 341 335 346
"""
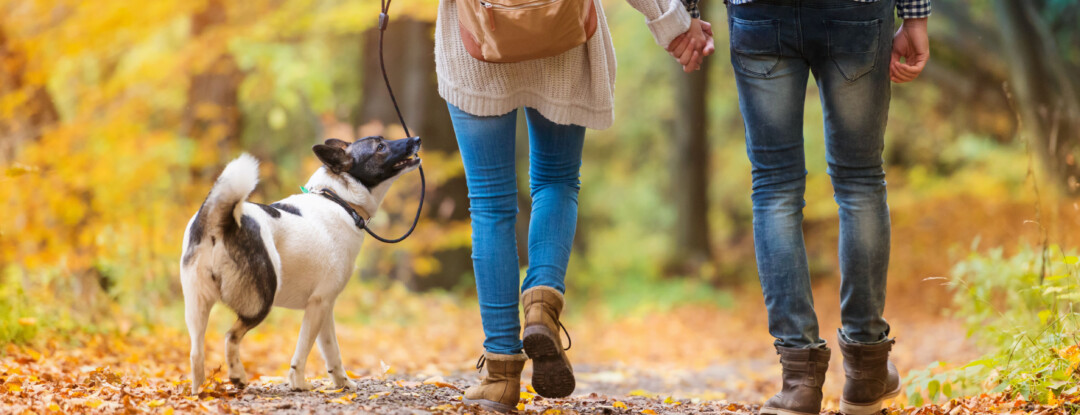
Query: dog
180 136 421 395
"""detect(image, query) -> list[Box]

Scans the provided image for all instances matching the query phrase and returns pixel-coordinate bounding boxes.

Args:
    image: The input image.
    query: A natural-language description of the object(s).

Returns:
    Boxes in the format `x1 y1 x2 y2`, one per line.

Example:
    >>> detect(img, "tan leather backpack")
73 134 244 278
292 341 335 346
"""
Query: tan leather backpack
457 0 598 63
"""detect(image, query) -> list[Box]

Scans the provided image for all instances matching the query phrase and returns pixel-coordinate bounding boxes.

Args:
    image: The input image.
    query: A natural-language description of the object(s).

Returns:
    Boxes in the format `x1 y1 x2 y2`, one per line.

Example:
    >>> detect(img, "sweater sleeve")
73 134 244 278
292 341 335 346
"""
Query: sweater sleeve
625 0 693 49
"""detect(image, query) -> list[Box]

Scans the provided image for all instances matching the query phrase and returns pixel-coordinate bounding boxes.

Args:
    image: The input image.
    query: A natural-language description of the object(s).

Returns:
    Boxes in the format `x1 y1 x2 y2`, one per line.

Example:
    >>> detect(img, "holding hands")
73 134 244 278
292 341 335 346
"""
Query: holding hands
667 18 715 73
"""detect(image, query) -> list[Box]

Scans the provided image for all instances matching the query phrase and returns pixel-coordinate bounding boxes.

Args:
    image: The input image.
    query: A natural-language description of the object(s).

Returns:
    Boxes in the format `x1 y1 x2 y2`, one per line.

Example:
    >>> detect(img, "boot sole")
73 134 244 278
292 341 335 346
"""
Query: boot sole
462 398 517 413
839 384 902 415
760 407 819 415
523 325 575 398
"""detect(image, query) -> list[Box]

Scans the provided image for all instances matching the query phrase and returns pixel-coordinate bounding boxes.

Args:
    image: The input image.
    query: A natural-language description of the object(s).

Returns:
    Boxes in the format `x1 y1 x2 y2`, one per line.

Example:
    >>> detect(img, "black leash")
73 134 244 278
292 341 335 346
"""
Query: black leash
333 2 423 244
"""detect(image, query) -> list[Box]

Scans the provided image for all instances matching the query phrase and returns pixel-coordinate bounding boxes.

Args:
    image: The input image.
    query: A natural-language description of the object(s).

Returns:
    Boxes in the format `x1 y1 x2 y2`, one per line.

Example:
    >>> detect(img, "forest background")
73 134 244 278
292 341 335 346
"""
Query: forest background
1 0 1080 413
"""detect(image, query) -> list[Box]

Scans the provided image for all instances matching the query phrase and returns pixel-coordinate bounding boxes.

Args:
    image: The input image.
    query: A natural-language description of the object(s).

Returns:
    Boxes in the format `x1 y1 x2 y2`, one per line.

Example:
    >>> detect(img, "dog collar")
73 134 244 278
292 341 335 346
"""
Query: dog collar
314 188 372 229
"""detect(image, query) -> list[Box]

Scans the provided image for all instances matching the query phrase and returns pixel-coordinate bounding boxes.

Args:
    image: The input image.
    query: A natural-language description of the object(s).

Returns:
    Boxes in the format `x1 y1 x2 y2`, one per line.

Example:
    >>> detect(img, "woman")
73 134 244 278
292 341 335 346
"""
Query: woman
434 0 711 410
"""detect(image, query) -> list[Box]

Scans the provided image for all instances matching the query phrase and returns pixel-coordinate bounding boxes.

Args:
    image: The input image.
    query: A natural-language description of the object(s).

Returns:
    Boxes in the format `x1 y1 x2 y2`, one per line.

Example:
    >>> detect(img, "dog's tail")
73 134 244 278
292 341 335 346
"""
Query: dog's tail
206 153 259 228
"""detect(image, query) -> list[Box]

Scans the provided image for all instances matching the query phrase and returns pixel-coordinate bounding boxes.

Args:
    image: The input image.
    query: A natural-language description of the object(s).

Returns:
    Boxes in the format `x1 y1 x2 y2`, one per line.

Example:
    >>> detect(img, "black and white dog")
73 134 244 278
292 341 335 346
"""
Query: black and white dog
180 136 421 395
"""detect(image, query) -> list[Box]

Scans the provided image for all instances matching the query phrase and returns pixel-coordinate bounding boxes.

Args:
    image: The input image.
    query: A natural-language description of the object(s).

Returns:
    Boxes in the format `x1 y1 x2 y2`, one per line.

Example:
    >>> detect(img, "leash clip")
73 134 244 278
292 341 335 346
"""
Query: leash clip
378 13 388 31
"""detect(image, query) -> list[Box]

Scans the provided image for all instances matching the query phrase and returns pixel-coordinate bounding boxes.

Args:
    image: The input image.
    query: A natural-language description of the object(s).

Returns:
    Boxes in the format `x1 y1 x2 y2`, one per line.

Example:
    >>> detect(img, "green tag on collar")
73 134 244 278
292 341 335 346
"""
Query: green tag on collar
300 185 311 194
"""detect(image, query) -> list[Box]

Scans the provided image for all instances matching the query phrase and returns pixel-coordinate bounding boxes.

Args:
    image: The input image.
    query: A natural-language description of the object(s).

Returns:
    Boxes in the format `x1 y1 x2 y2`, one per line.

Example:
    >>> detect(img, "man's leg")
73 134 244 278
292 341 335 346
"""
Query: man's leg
804 1 902 413
729 4 833 415
728 2 823 350
806 0 895 346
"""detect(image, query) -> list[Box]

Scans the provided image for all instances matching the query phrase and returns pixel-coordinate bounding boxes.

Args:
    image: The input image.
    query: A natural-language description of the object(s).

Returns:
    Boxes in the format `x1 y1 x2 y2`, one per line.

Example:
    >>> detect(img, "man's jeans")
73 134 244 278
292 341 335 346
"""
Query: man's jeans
728 0 894 348
447 104 585 355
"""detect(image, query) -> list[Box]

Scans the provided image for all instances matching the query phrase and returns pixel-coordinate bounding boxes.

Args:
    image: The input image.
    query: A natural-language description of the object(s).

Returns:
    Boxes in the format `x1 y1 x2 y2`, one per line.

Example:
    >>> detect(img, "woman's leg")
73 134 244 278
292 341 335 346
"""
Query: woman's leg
519 107 585 399
447 104 523 355
521 108 585 293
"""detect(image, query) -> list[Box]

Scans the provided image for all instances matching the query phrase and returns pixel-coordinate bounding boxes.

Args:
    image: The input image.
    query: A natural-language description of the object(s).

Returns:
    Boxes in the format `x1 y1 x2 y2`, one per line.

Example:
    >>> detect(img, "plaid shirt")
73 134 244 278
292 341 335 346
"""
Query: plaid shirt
682 0 931 20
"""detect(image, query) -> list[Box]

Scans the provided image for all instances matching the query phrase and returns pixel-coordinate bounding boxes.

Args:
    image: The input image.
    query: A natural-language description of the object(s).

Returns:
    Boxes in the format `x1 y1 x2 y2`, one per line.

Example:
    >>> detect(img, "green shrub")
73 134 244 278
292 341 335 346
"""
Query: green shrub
906 244 1080 406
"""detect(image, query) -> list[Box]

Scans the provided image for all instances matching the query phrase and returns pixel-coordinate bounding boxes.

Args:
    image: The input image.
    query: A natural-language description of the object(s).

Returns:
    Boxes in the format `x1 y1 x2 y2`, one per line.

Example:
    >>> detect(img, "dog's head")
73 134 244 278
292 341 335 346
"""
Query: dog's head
312 136 421 188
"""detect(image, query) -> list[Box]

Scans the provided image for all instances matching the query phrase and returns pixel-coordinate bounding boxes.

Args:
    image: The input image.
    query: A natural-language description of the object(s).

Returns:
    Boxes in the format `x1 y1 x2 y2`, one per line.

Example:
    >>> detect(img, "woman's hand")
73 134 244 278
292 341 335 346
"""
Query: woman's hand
667 19 715 73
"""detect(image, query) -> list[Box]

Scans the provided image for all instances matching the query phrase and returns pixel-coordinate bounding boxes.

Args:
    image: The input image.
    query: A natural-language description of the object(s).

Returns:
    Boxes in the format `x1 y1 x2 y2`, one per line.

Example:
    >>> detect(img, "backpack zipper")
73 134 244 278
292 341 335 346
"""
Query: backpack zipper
480 0 559 10
478 0 560 31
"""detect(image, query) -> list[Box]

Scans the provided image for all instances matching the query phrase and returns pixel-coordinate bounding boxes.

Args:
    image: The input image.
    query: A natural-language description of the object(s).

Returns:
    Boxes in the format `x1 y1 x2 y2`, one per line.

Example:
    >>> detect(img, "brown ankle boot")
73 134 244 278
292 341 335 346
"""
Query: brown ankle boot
463 352 527 413
521 286 575 398
760 346 831 415
838 334 901 415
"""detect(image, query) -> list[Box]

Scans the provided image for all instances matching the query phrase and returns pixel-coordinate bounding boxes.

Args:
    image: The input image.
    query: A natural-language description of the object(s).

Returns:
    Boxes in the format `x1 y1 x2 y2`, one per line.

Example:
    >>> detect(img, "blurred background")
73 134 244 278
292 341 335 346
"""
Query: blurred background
1 0 1078 408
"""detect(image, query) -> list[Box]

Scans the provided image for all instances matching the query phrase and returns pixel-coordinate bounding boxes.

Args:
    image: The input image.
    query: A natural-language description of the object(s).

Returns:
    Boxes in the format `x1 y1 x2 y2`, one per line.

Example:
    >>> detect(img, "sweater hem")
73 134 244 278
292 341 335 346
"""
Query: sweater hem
438 76 614 130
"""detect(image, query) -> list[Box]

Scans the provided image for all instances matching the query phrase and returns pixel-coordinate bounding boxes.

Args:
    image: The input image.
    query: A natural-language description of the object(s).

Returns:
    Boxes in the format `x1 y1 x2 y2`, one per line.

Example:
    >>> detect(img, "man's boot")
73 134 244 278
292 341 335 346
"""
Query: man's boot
838 334 901 415
760 346 831 415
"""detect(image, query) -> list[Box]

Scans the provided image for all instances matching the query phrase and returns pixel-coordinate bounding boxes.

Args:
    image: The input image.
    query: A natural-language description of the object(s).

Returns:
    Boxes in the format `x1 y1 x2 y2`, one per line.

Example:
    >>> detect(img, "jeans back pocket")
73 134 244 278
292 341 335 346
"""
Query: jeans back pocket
730 17 781 78
825 19 882 82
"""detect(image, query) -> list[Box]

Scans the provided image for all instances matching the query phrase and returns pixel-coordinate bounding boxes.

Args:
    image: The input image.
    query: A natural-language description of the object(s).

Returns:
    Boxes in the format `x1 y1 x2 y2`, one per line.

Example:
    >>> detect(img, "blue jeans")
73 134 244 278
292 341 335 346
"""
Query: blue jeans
728 0 894 348
448 104 585 355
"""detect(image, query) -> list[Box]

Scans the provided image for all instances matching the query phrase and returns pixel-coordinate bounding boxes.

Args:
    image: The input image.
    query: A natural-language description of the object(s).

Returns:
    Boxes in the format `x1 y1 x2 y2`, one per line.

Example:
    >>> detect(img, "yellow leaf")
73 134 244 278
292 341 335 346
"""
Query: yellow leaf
147 399 165 408
86 399 104 409
1048 390 1059 406
1064 256 1078 265
318 388 344 394
613 401 628 409
47 403 60 412
6 384 21 393
526 384 537 394
163 407 175 415
629 389 650 397
663 396 681 405
520 392 535 401
543 410 562 415
642 410 658 415
517 402 526 411
17 317 36 326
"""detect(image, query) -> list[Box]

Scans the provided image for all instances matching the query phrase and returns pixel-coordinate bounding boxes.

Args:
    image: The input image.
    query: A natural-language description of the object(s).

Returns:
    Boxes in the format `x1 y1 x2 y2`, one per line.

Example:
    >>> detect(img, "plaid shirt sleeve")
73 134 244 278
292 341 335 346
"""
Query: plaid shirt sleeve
896 0 931 19
681 0 700 18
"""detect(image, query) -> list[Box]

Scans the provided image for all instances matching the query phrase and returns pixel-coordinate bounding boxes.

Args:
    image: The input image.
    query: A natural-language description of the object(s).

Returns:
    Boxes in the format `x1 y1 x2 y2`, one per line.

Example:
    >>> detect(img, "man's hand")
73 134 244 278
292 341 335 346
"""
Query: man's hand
890 18 929 83
667 18 715 73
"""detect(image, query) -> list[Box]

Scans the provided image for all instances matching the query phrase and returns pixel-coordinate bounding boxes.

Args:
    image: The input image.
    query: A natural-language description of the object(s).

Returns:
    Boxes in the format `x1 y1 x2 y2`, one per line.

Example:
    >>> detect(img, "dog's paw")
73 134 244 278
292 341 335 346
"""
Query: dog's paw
288 370 314 391
229 377 248 389
332 376 354 390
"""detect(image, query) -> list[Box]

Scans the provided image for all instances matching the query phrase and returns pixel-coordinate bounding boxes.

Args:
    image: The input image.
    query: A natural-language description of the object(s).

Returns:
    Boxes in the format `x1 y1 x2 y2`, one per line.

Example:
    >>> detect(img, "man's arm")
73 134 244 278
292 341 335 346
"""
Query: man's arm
891 0 931 83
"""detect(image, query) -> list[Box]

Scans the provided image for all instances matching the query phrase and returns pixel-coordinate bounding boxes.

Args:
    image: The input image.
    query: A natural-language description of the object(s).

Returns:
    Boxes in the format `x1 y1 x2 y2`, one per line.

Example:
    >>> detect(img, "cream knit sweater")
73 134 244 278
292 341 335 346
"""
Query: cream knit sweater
434 0 692 130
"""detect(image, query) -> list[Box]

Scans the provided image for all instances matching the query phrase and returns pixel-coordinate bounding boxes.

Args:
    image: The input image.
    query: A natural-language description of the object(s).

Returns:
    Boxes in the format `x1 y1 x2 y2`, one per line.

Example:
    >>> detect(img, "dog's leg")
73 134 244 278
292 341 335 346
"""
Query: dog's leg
288 295 332 391
316 307 351 389
185 290 213 395
225 317 261 389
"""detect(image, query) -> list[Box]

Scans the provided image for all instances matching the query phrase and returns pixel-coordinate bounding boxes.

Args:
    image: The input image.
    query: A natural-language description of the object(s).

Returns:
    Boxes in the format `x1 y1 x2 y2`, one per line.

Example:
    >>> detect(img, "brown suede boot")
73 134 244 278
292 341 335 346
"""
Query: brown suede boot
838 334 901 415
521 286 575 398
760 346 831 415
463 352 527 413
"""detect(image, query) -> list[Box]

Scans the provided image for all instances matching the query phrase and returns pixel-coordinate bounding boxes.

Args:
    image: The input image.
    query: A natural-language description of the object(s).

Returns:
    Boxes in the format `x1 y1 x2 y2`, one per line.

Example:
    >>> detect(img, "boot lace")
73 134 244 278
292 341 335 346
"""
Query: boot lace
475 354 486 373
558 320 572 351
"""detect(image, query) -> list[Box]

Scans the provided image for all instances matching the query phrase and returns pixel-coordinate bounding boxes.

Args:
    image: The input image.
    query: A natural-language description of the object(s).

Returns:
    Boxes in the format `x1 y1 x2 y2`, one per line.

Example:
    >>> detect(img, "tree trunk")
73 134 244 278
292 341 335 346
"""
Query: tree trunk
667 62 714 277
992 0 1080 194
360 19 472 292
0 24 59 163
182 0 245 171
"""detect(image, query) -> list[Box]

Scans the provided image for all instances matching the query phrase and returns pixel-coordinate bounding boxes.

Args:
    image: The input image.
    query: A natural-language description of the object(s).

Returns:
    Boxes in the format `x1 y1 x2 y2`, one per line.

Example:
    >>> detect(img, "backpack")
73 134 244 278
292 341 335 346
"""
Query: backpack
457 0 598 63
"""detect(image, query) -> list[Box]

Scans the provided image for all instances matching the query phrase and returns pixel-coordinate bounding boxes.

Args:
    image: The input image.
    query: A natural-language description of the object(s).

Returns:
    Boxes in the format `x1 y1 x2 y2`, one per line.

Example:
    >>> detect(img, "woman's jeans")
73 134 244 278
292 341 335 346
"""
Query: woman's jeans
728 0 895 348
448 104 585 355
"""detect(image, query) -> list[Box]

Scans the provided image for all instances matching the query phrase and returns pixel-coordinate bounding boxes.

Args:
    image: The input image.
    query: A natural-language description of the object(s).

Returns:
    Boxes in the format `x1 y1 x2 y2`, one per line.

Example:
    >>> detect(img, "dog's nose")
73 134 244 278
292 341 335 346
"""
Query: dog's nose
409 136 421 146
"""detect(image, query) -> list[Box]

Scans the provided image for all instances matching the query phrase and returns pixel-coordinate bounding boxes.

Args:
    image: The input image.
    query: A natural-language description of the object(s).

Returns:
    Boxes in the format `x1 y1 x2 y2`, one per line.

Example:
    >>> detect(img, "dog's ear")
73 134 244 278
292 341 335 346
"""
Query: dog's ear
324 138 350 150
313 143 353 173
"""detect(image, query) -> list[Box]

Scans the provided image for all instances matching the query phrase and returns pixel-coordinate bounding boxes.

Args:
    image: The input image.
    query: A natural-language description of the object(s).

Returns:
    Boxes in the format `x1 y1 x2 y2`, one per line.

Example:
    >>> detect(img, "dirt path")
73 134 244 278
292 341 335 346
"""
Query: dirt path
216 375 758 415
